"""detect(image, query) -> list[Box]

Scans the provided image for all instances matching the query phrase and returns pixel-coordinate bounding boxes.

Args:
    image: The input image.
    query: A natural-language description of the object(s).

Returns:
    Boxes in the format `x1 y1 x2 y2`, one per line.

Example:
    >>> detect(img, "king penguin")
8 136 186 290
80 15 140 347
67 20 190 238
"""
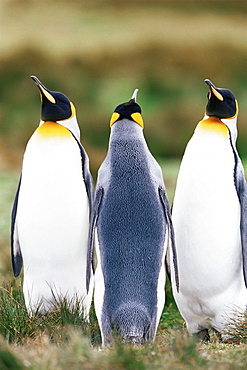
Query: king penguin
87 89 179 346
171 79 247 340
11 76 94 317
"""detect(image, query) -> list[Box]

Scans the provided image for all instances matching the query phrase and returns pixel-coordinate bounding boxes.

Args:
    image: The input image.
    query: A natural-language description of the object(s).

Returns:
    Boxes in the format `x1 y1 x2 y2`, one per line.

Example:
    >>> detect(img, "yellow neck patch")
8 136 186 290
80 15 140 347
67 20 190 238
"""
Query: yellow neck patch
131 112 144 128
36 121 71 138
197 117 229 136
110 112 120 127
109 112 144 128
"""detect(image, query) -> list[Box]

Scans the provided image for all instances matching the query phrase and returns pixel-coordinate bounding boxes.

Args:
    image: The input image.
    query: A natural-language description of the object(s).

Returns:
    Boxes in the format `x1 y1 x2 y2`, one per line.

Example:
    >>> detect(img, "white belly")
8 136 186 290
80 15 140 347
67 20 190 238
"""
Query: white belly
171 127 247 331
16 133 91 314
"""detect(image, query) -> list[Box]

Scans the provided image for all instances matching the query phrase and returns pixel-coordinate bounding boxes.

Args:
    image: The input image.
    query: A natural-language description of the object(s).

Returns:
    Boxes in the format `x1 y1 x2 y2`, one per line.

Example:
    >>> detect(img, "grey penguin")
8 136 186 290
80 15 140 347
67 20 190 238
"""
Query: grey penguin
11 76 94 317
87 89 179 346
171 79 247 340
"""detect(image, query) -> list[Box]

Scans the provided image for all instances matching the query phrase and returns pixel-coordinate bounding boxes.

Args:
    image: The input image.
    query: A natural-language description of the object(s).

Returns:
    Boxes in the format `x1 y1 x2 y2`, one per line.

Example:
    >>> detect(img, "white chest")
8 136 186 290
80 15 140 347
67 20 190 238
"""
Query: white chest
172 124 241 289
17 131 89 255
176 128 236 202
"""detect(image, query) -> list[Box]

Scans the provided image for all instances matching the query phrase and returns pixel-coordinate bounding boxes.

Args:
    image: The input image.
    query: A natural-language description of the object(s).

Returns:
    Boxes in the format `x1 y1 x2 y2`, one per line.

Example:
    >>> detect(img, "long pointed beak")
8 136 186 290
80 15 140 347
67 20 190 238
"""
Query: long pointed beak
129 88 139 103
30 75 56 104
204 79 223 101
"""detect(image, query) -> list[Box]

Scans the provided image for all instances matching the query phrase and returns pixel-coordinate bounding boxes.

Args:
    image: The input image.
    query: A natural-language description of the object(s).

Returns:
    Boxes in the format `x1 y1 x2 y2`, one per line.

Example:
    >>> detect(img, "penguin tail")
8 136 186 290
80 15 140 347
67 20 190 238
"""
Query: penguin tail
121 327 146 345
111 303 153 344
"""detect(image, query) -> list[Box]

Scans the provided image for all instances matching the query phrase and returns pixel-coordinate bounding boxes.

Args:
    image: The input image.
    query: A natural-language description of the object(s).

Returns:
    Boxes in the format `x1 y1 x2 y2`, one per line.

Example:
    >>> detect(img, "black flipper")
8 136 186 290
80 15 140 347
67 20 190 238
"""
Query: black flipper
11 177 23 277
71 132 94 213
165 243 171 283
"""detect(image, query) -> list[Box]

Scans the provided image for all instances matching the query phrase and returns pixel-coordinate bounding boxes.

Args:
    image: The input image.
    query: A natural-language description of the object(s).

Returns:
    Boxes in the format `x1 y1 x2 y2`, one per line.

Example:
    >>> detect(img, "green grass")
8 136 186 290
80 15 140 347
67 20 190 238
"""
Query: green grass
0 280 93 345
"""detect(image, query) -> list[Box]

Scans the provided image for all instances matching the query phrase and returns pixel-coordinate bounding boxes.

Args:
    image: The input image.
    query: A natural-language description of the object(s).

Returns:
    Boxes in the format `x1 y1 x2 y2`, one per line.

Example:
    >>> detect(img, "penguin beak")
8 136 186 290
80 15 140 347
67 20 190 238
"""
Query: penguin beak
129 89 144 128
129 88 139 103
31 75 56 104
204 79 224 102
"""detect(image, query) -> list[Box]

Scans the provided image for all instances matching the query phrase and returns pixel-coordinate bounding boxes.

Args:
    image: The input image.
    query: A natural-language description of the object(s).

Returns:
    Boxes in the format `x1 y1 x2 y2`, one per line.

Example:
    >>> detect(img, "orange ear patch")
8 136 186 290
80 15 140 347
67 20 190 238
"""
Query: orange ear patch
36 121 71 138
198 117 228 136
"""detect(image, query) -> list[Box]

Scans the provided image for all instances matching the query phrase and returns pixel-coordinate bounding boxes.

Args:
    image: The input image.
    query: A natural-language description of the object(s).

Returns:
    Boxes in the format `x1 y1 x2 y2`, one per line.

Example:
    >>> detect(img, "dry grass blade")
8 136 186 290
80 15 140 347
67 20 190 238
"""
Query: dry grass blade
222 309 247 344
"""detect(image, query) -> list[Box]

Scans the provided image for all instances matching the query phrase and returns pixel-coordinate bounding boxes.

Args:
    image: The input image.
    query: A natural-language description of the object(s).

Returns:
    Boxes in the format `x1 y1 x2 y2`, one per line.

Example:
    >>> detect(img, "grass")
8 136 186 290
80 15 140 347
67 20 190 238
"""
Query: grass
0 280 92 345
0 163 247 369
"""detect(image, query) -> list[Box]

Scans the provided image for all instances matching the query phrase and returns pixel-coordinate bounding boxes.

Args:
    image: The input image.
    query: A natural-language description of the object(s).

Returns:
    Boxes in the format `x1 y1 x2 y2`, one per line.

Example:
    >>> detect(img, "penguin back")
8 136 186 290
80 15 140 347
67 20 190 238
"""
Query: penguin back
96 122 166 341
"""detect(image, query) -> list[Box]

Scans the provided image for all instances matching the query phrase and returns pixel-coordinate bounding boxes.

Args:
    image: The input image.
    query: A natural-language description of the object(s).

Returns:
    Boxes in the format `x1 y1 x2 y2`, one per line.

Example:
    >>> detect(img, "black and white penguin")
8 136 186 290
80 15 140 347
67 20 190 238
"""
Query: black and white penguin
171 79 247 340
11 76 94 317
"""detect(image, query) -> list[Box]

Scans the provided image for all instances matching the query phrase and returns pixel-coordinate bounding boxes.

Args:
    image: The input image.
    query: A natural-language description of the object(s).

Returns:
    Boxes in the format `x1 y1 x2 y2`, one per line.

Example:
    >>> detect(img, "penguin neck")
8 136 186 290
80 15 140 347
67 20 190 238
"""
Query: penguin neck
36 121 71 138
221 115 238 144
107 120 148 173
199 114 238 144
39 114 80 141
109 119 144 143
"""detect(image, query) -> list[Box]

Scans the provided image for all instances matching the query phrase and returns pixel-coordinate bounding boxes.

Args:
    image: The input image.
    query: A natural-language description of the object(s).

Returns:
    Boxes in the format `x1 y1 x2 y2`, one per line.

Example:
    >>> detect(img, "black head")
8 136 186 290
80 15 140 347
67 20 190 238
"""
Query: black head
205 79 238 119
110 89 144 128
31 76 75 122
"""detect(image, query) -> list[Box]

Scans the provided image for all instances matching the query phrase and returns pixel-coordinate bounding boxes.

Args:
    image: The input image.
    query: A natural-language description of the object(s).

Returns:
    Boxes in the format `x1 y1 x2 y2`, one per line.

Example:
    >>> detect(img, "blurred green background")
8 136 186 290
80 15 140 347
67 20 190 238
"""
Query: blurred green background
1 0 247 178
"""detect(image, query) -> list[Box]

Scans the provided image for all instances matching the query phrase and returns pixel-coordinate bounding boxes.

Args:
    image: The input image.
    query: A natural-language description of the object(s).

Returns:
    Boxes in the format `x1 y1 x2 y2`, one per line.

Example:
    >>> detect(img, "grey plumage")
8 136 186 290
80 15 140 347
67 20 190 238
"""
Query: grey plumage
90 93 179 345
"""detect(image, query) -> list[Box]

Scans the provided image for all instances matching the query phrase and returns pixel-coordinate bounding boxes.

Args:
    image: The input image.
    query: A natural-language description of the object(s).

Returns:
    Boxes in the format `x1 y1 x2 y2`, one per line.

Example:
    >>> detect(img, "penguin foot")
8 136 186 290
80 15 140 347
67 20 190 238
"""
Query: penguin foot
193 329 210 342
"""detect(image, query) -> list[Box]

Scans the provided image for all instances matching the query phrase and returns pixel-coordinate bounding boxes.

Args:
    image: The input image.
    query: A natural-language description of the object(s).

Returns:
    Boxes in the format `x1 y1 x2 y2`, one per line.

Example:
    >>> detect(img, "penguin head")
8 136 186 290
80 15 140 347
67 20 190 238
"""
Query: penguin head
31 76 76 122
204 79 238 119
109 89 144 129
